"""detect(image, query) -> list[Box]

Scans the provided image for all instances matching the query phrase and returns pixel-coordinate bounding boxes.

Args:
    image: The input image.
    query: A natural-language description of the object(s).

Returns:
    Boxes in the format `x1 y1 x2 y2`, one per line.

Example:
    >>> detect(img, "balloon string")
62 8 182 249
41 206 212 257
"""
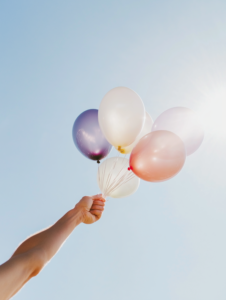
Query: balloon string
98 162 101 192
106 173 135 197
99 153 135 198
107 163 130 195
104 155 124 196
103 152 120 196
102 158 109 196
104 159 113 195
108 154 128 190
106 169 135 196
104 155 135 197
101 154 109 195
105 155 121 195
104 155 127 195
107 174 135 196
102 158 108 196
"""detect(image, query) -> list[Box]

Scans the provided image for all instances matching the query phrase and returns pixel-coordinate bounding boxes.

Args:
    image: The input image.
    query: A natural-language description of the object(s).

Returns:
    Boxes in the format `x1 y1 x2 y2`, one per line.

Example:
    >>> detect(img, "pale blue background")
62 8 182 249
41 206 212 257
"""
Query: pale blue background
1 1 226 299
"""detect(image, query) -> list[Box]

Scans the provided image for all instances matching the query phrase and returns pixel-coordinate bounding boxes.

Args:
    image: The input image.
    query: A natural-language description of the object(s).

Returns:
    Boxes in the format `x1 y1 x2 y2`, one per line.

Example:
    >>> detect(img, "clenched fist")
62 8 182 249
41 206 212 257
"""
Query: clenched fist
74 194 106 224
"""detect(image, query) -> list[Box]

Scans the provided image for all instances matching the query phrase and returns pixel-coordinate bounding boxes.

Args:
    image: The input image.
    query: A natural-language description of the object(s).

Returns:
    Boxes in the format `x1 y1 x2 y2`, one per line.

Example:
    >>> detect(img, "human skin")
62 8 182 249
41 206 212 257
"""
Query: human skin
0 194 105 300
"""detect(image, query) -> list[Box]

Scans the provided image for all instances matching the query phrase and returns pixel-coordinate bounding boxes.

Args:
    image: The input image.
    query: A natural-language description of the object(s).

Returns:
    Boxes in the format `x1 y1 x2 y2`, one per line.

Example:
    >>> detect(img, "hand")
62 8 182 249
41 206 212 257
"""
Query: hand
74 194 106 224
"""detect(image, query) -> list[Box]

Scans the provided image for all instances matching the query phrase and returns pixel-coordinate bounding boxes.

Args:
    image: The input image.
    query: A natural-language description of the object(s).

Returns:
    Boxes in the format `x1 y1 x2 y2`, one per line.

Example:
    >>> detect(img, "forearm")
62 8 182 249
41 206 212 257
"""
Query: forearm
13 207 84 261
0 250 44 300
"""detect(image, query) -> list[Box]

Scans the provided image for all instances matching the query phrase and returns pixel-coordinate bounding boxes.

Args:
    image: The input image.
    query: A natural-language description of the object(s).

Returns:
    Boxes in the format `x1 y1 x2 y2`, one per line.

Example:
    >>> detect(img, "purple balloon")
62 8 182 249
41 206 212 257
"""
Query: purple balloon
72 109 112 161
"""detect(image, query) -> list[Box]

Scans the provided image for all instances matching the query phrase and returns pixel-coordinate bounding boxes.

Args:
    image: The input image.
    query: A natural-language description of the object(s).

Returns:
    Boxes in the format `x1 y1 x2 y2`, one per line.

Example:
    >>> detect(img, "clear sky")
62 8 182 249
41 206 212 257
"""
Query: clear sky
1 0 226 299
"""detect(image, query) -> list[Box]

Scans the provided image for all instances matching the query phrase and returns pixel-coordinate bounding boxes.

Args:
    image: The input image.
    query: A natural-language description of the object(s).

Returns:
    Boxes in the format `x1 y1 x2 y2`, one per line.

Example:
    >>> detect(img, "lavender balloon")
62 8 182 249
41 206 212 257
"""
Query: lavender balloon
72 109 112 161
152 107 204 156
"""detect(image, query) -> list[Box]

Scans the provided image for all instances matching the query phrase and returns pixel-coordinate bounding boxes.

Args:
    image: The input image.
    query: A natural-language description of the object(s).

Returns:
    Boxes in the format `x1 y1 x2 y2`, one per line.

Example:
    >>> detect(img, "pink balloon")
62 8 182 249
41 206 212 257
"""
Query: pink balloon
129 131 186 182
152 107 204 155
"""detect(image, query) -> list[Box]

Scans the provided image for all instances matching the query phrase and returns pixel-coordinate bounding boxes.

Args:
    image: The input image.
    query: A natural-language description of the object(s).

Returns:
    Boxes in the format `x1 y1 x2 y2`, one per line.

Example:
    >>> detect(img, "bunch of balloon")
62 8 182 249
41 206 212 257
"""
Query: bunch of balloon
72 87 148 199
73 87 204 199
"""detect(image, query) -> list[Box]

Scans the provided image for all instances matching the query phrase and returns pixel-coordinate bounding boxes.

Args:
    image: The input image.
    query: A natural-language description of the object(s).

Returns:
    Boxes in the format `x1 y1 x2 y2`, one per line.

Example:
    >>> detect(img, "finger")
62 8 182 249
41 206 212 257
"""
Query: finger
98 197 106 202
90 209 103 218
92 200 105 206
91 195 106 202
91 194 103 200
91 205 105 211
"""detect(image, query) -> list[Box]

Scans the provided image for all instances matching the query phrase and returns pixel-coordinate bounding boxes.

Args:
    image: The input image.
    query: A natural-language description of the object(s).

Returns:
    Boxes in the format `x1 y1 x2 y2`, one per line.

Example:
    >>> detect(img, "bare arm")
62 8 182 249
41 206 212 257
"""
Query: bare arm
0 194 105 300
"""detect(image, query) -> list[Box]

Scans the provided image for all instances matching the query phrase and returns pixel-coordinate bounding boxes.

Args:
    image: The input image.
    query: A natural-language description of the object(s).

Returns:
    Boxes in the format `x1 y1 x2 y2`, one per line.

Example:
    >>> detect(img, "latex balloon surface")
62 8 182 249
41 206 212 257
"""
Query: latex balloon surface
152 107 204 155
97 157 140 198
130 131 186 182
72 109 112 161
98 87 145 149
120 112 153 154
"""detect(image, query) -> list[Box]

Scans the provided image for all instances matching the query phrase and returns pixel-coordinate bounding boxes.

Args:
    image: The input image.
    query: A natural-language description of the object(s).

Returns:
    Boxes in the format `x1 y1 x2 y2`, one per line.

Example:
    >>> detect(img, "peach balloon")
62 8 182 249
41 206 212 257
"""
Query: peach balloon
129 130 186 182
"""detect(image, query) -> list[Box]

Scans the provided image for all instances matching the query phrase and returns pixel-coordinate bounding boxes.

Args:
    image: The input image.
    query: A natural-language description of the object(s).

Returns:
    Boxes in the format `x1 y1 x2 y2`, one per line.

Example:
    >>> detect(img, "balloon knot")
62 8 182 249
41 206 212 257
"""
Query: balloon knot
128 167 131 171
118 146 125 154
97 160 100 164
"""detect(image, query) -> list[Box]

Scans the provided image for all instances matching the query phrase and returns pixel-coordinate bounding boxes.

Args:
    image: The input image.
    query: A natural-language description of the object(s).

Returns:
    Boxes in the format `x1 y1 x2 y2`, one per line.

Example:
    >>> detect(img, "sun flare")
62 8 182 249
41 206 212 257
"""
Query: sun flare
198 87 226 140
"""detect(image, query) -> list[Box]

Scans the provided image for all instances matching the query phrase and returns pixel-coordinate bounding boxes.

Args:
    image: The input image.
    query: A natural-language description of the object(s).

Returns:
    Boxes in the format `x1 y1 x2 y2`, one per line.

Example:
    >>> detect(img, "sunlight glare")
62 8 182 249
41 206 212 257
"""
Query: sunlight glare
198 87 226 140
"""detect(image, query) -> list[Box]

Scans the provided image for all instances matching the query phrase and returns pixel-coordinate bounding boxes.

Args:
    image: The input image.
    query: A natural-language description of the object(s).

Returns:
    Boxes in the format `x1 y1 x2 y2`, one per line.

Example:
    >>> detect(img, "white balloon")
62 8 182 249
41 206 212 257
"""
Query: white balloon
98 87 145 150
118 112 153 154
152 107 204 155
97 157 140 198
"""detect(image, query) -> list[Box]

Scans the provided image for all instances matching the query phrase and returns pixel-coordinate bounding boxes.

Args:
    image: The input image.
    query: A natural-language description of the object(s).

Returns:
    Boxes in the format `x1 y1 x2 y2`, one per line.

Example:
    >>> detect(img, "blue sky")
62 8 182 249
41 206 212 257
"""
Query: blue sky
1 0 226 299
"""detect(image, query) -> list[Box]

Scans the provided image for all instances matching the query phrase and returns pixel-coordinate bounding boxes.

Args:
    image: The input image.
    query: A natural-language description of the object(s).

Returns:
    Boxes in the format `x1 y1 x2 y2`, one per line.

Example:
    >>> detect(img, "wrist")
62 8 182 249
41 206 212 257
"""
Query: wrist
71 207 86 223
66 207 85 225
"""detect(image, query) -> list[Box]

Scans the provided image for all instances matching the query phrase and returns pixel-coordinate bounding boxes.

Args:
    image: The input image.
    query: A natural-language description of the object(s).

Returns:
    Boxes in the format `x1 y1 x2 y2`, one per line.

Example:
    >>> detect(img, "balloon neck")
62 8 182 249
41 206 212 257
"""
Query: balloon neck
97 160 100 164
128 166 133 171
117 146 125 154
